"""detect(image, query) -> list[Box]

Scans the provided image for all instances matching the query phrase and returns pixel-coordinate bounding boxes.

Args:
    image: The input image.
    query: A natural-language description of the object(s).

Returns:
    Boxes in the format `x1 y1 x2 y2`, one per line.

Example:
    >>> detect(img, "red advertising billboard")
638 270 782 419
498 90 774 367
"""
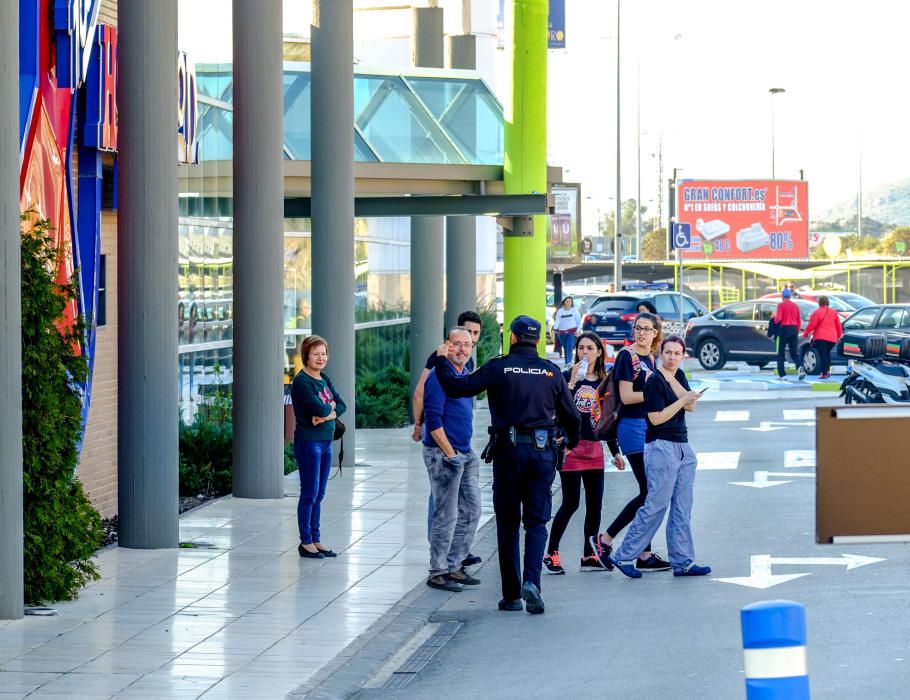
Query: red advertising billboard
676 179 808 259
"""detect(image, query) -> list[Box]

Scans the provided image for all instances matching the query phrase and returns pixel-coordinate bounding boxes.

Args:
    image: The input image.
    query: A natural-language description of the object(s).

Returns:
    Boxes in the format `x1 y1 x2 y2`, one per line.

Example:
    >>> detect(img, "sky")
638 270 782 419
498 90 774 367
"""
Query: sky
179 0 910 229
548 0 910 229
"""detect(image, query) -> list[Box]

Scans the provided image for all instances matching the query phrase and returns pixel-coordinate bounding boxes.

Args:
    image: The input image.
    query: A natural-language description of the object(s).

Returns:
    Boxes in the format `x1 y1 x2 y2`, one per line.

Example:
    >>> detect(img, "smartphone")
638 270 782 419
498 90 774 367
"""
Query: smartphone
697 387 709 395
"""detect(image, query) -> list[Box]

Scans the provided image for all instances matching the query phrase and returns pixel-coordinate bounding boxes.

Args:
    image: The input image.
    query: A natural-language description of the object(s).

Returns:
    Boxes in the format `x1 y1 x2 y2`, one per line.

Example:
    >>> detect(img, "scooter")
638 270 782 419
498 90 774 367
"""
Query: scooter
839 331 910 404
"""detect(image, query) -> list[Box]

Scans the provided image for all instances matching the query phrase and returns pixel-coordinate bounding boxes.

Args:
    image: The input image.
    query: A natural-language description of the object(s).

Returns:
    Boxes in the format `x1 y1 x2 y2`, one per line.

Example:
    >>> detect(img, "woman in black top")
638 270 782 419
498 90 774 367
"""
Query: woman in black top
607 335 712 578
544 332 608 574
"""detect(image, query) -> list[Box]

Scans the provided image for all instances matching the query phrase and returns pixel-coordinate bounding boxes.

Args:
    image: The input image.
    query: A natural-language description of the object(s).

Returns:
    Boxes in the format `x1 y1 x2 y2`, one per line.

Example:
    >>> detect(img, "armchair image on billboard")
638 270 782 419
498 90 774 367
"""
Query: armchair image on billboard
695 218 730 241
736 223 770 253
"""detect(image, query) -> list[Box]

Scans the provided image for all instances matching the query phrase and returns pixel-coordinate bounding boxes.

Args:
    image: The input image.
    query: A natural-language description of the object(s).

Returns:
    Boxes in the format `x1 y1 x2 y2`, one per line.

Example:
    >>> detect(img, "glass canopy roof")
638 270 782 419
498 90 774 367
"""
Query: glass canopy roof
195 62 504 165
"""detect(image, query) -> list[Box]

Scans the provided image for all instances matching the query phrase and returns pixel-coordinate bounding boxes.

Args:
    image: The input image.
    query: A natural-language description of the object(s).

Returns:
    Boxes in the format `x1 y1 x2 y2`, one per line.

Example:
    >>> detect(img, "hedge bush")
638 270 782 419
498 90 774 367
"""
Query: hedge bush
355 364 410 428
21 214 103 604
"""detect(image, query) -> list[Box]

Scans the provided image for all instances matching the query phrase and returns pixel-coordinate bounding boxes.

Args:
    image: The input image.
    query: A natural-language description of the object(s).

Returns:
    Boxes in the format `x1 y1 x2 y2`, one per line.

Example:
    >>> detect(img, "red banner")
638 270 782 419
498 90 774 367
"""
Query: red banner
676 179 808 260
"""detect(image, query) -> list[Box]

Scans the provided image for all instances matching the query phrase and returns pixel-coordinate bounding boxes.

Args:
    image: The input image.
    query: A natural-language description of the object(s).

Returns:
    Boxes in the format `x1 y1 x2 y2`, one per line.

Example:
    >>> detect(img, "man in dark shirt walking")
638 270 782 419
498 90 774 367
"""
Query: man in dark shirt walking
434 316 580 615
772 288 806 380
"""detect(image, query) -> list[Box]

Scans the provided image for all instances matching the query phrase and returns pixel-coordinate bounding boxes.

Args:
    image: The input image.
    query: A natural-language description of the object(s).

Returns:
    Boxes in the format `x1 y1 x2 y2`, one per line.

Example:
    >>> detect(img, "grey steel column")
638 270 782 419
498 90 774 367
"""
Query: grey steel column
311 1 356 447
410 216 444 402
445 34 478 331
0 0 23 619
412 7 445 397
232 0 284 499
118 0 179 548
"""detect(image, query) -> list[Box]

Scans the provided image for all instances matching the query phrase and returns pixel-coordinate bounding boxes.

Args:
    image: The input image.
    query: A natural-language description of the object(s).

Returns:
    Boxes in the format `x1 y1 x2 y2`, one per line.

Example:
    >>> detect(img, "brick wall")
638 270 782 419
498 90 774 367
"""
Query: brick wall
78 211 118 517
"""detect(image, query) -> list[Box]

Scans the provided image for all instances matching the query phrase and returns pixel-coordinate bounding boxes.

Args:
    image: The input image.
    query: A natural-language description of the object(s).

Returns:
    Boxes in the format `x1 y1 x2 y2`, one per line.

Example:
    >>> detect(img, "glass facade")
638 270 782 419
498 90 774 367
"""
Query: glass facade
179 63 502 413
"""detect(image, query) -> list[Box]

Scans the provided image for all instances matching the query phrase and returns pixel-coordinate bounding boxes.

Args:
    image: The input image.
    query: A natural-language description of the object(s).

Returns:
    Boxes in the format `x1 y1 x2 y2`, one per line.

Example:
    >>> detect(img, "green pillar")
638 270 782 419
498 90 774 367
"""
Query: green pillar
503 0 547 353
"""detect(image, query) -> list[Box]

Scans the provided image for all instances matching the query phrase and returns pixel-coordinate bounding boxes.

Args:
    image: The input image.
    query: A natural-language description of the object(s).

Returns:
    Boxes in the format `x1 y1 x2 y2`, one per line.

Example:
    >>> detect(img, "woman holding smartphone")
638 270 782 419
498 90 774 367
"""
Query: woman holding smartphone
607 335 711 578
590 312 669 572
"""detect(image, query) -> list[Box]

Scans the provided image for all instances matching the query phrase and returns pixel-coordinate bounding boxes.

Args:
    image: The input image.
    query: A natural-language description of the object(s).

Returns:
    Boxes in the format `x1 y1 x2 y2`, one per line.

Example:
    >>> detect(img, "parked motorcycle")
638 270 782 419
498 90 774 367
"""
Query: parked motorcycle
839 331 910 404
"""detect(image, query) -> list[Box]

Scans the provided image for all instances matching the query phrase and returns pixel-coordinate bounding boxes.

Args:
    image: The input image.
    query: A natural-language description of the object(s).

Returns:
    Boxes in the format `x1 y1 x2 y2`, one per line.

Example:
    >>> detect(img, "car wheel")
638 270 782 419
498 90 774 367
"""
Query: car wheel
801 347 820 375
696 338 726 371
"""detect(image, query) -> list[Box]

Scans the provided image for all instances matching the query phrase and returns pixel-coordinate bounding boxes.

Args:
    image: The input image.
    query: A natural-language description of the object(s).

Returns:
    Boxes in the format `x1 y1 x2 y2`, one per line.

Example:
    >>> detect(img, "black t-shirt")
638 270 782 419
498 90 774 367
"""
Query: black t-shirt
613 349 656 420
562 370 602 442
643 369 691 443
426 350 474 373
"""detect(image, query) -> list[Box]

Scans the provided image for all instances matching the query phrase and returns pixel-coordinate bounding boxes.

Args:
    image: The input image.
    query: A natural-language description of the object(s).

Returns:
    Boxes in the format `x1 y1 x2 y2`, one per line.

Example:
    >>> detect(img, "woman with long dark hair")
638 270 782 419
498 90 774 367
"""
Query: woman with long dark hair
291 335 347 559
544 332 610 574
591 312 671 572
608 335 711 578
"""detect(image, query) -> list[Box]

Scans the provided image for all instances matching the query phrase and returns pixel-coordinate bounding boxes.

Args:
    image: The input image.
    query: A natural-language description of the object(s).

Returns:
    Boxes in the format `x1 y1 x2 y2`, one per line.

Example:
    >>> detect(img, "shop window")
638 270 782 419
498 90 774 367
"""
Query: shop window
97 255 107 326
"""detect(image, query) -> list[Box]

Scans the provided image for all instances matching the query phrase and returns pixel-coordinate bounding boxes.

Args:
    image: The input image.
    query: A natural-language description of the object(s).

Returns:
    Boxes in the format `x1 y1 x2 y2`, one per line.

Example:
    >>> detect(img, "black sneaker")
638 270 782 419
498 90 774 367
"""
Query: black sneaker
427 575 463 592
462 553 482 567
447 568 481 586
498 598 523 611
636 553 672 572
520 581 545 615
543 551 566 575
588 535 615 571
580 555 606 572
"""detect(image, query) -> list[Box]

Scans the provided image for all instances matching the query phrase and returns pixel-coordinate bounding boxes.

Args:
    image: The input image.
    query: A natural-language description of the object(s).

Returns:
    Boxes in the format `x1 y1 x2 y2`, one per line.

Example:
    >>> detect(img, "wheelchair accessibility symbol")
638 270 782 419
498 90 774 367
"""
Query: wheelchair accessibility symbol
672 222 692 250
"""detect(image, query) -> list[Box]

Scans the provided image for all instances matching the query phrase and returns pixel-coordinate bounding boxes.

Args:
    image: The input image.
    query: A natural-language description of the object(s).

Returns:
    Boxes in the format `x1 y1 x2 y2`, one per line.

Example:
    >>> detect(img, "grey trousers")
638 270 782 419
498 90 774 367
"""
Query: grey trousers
613 439 698 570
423 445 482 577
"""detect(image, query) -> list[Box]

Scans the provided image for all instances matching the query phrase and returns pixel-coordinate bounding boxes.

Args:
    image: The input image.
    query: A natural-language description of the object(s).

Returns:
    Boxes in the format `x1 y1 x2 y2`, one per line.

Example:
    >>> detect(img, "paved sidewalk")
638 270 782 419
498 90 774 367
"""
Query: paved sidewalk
0 423 493 699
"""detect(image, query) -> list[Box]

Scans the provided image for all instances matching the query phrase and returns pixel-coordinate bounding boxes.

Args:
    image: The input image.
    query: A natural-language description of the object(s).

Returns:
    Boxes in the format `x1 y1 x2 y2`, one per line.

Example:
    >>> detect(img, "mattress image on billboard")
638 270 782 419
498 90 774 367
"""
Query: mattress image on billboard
736 223 770 253
695 218 730 241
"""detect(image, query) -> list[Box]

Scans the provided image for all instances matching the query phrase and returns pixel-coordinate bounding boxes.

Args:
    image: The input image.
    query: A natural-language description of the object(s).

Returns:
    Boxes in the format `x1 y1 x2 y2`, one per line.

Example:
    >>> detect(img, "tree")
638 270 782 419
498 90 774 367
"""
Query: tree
21 214 102 604
641 228 669 261
601 199 647 253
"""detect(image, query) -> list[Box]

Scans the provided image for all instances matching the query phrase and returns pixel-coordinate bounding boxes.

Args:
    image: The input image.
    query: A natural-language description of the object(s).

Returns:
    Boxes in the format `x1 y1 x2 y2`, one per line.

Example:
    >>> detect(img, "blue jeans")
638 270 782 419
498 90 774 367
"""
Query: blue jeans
559 332 576 365
295 439 333 544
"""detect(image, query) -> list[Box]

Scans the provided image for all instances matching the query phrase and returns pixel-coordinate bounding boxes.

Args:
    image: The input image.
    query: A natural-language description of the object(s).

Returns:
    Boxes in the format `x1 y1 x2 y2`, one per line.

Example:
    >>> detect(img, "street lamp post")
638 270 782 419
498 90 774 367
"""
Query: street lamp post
769 87 785 179
614 0 622 289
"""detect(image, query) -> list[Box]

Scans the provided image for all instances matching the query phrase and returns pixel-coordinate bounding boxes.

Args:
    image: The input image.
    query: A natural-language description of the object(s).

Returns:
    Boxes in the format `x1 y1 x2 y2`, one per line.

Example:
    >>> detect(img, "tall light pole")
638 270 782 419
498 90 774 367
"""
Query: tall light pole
614 0 622 289
769 87 785 179
635 61 641 260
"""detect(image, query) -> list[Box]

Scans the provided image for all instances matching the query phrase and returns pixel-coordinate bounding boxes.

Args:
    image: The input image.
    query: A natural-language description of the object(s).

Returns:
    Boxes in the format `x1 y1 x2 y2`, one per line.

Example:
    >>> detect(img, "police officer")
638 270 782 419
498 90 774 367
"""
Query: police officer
434 315 580 614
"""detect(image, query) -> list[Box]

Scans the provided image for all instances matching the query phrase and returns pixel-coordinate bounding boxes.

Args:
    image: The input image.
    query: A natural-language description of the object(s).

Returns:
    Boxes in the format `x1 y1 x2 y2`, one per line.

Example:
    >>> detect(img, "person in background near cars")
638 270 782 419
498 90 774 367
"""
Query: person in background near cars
544 332 610 575
422 327 483 592
608 335 711 578
773 288 805 381
788 282 800 298
803 295 843 379
591 312 671 572
637 300 657 315
411 310 484 569
554 297 582 365
291 335 347 559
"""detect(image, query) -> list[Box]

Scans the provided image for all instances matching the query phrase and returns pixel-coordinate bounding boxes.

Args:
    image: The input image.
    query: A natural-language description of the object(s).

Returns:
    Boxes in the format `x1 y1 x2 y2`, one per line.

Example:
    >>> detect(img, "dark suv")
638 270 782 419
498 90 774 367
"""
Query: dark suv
581 292 708 346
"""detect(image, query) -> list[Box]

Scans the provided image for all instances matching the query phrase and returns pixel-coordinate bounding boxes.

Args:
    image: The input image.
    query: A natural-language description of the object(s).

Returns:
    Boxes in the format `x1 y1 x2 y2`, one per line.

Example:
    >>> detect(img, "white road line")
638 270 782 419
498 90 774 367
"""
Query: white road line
697 451 740 470
784 449 816 468
783 409 815 421
715 410 750 422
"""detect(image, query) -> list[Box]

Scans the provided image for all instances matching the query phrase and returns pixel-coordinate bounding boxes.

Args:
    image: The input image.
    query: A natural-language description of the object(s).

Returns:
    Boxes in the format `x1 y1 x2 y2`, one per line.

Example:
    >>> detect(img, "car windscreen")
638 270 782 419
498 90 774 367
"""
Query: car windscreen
835 293 874 310
588 296 638 313
795 300 818 321
823 296 853 312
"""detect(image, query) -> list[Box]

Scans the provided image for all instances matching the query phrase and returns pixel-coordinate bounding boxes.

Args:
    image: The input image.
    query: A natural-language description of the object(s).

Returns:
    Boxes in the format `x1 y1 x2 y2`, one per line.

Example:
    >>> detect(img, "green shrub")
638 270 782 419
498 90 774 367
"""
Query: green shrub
178 418 233 497
356 364 410 428
476 307 503 365
21 214 103 604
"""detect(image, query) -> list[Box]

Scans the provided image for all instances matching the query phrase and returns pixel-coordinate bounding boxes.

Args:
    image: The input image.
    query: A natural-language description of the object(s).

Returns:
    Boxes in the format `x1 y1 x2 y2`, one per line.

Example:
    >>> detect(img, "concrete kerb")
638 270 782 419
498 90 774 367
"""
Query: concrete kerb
289 515 500 699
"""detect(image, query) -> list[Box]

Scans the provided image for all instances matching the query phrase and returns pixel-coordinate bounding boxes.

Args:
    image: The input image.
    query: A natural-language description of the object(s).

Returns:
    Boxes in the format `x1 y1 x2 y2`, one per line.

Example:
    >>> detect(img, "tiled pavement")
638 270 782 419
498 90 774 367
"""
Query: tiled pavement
0 421 494 699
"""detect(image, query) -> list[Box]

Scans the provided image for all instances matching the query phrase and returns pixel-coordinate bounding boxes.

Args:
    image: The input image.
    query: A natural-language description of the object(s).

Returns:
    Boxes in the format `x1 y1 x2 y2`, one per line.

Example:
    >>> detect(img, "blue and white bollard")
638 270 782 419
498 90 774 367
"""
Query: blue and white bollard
740 600 810 699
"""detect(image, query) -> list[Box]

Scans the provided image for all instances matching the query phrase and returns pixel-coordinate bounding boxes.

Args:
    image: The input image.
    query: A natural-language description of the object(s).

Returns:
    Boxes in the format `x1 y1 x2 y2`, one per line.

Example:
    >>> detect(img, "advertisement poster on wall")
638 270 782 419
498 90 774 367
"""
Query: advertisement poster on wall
549 183 580 264
675 179 809 260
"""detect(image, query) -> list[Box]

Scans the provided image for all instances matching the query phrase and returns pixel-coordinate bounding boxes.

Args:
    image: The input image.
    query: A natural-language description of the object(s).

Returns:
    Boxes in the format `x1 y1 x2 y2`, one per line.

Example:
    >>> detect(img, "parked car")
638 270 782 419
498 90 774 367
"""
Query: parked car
582 291 708 346
828 292 876 311
760 290 857 318
685 298 823 371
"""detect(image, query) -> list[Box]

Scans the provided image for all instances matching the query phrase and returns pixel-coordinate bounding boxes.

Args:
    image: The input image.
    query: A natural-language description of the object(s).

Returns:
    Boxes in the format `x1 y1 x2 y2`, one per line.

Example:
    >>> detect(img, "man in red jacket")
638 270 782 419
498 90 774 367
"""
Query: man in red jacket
803 295 844 378
772 288 805 380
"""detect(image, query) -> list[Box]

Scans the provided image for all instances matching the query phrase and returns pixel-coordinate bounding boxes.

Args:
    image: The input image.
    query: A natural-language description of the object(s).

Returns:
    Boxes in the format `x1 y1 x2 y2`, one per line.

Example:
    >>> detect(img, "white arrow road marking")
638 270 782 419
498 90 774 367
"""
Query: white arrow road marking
715 555 811 589
696 451 740 470
770 554 886 570
716 554 886 588
715 410 750 422
729 471 814 488
743 421 815 432
783 409 816 421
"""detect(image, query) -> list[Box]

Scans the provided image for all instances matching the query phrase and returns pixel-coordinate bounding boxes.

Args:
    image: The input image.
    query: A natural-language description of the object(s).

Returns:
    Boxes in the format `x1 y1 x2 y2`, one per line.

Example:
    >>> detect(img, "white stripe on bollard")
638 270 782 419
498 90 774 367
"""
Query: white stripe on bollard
743 646 808 679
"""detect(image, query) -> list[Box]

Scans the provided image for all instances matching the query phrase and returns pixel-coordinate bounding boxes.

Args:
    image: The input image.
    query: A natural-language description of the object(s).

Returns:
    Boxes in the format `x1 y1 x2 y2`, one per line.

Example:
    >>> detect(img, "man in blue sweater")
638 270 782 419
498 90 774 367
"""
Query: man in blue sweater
423 327 482 592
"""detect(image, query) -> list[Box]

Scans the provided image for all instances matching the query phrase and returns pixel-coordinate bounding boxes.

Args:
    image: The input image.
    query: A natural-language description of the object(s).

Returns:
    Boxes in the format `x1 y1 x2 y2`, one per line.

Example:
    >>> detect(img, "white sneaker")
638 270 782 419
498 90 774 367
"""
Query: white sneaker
797 368 806 381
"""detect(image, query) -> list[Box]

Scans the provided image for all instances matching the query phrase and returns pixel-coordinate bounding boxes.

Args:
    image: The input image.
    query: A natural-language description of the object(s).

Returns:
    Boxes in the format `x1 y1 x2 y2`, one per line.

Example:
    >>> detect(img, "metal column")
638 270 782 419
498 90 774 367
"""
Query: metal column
311 1 356 447
0 0 23 618
232 0 284 498
445 34 478 331
118 0 179 548
412 7 445 397
410 216 445 401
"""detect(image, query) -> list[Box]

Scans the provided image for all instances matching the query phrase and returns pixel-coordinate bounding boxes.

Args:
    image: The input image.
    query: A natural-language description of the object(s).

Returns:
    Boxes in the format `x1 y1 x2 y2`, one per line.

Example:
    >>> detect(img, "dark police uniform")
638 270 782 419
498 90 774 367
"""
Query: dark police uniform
434 316 580 610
